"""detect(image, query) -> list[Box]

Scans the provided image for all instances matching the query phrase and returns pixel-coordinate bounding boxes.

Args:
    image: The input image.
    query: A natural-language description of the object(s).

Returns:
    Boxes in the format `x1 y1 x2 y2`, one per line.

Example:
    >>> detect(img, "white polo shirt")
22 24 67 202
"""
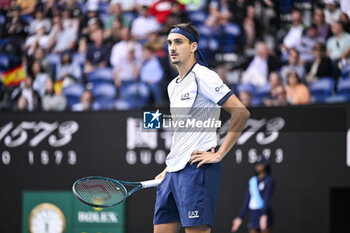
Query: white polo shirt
166 63 233 172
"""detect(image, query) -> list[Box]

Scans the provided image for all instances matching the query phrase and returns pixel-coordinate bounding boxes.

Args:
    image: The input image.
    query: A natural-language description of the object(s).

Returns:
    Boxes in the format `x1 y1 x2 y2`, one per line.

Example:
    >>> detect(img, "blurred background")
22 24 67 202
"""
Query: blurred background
0 0 349 233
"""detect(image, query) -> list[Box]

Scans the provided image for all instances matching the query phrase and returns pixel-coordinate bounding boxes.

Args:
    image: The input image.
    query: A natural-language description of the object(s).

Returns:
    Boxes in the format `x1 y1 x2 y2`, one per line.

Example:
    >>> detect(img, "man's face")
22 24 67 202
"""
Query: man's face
167 33 195 65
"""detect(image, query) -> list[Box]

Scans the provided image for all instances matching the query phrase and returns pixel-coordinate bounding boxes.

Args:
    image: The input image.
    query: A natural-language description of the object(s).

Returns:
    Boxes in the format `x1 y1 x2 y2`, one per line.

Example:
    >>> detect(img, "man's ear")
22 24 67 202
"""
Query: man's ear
191 42 198 53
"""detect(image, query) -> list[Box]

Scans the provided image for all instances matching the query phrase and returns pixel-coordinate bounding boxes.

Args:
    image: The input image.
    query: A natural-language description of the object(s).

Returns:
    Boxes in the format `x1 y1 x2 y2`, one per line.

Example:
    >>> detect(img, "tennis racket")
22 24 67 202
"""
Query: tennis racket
72 176 162 208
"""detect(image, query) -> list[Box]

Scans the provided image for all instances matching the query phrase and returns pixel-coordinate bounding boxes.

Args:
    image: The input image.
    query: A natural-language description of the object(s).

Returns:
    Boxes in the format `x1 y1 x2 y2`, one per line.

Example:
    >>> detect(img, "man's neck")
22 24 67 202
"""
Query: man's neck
177 59 196 79
336 31 344 39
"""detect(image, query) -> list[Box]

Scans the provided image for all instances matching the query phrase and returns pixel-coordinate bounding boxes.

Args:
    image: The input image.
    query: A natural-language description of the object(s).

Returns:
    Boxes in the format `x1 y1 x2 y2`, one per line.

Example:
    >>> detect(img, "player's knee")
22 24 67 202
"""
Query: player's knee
185 224 211 233
154 222 180 233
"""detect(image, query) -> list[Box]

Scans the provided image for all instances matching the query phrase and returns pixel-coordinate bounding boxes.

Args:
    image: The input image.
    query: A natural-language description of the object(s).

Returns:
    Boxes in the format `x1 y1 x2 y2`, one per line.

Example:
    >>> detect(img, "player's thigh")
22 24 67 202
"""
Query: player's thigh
185 224 211 233
154 222 180 233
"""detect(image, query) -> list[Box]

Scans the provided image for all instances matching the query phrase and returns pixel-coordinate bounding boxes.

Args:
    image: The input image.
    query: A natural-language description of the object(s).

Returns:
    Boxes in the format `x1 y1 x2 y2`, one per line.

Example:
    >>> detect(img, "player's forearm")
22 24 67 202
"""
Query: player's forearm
217 107 250 160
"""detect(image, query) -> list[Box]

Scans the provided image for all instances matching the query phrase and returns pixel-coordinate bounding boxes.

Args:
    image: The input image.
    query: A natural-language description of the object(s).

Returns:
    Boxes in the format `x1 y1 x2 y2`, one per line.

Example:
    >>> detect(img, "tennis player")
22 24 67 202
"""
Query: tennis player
153 23 250 233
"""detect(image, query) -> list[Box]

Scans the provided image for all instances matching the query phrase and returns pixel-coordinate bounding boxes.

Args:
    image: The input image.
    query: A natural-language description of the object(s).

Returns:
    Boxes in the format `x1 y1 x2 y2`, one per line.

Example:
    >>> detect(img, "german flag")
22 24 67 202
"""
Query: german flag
1 65 26 87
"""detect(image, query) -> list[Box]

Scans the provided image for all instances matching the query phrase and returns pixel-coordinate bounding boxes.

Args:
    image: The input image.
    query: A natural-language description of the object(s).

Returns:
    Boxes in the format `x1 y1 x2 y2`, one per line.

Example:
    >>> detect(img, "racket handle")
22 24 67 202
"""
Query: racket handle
140 179 162 188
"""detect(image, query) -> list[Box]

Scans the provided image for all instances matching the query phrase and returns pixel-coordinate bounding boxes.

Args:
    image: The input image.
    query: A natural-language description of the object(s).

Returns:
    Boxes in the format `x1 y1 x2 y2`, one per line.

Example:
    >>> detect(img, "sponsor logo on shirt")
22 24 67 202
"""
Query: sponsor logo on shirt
215 84 224 92
181 93 190 100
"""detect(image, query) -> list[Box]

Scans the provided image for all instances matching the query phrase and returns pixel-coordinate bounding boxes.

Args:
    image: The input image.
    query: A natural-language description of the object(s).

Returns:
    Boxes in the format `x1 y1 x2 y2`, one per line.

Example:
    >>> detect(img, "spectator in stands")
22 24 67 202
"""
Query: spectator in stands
86 17 103 40
11 76 40 111
23 24 51 56
306 42 333 84
263 72 283 105
104 1 131 32
296 25 325 65
32 48 53 78
323 0 342 25
280 48 306 84
43 0 60 19
269 71 283 92
326 21 350 75
131 5 160 42
243 5 262 49
228 0 254 27
28 6 51 35
238 90 253 107
56 52 82 82
6 5 28 42
104 17 123 45
280 10 304 51
48 14 77 53
85 29 111 73
255 0 280 34
285 71 311 105
238 42 279 86
340 12 350 33
149 0 185 25
110 27 143 88
178 0 207 11
30 60 50 97
41 78 67 111
313 8 331 41
14 95 29 111
72 90 94 111
140 42 164 105
136 0 158 8
80 1 101 39
16 0 36 15
158 2 188 36
62 5 79 34
205 0 231 28
110 0 137 12
263 84 288 106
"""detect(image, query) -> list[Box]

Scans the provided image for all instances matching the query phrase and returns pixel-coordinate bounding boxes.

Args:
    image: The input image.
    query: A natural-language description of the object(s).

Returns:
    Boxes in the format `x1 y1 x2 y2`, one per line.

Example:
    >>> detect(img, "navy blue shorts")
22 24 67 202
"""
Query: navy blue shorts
248 209 273 230
153 162 221 227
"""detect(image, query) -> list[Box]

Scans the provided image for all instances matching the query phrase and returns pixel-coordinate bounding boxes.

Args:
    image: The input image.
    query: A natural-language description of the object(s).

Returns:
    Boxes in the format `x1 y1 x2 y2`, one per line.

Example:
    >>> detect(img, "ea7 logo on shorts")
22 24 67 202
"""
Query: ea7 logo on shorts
188 210 199 219
181 93 190 100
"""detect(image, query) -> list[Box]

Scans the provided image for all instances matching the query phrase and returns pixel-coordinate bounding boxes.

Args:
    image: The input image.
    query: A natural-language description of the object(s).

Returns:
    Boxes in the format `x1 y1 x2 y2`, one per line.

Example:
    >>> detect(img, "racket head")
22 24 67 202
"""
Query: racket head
72 176 128 208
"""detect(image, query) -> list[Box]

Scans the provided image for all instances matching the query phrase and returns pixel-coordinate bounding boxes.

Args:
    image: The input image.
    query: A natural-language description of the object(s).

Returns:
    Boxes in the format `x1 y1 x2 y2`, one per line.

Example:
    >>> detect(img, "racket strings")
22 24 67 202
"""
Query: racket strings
75 178 126 206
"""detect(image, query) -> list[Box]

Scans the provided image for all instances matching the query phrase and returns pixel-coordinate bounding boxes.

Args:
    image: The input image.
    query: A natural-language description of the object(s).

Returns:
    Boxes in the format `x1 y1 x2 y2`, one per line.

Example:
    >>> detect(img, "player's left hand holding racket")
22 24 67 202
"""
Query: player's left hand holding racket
72 176 162 208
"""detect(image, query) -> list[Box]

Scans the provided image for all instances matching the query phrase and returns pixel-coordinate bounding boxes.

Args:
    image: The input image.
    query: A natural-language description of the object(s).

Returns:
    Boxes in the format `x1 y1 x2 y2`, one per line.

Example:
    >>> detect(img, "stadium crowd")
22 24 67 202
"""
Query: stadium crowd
0 0 350 111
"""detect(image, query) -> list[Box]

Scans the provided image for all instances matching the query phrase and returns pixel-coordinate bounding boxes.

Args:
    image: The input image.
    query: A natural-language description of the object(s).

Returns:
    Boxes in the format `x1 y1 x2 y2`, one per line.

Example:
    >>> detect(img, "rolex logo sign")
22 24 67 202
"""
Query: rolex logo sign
77 211 118 223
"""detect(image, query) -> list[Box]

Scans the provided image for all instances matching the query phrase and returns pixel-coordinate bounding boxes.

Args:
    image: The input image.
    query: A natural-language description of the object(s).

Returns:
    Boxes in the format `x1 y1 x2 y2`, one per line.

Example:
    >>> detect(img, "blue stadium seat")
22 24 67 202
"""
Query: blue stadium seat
255 84 271 99
118 82 150 109
337 78 350 95
72 53 86 71
188 11 208 25
62 84 84 108
222 23 241 52
20 14 34 24
341 63 350 79
98 1 110 14
237 83 255 96
309 78 335 103
0 55 10 70
91 83 117 110
324 95 350 103
87 68 114 85
45 53 61 79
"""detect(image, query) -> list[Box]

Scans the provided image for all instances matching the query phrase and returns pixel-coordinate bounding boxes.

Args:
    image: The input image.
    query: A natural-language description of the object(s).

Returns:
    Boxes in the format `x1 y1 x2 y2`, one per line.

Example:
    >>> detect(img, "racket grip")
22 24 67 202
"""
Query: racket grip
140 179 162 188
